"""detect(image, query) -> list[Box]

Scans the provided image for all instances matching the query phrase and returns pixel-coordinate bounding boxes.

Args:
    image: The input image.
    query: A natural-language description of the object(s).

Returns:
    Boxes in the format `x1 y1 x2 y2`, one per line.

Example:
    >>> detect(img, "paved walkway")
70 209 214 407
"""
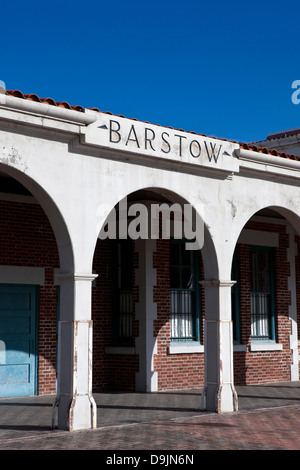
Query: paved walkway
0 381 298 450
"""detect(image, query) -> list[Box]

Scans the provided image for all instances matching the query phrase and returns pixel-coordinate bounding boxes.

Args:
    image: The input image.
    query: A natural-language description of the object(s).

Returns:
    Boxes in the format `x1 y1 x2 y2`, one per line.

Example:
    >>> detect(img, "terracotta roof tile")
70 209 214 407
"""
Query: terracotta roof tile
3 89 299 162
240 142 300 161
6 90 85 112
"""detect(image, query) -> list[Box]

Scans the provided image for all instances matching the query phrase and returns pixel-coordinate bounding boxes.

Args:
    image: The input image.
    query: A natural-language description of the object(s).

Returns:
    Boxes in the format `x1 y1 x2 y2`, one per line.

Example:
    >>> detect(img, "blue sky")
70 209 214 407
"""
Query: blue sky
1 0 300 143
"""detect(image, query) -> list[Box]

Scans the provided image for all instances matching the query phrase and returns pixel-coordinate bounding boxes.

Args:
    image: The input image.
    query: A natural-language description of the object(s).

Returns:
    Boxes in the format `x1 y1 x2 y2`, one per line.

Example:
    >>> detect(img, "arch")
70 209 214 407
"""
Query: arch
0 163 74 272
229 204 300 280
91 185 219 393
0 161 77 402
230 204 300 385
93 186 219 280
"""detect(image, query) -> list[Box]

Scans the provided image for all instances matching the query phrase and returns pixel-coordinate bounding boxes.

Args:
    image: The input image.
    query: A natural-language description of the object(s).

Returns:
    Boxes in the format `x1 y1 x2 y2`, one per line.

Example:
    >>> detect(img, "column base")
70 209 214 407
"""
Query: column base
52 393 97 431
201 383 238 413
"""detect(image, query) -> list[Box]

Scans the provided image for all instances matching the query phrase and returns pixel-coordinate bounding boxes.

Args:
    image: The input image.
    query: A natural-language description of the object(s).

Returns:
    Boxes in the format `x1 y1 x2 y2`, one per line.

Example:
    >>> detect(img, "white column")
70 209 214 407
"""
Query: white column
135 239 158 392
200 280 238 413
52 273 97 431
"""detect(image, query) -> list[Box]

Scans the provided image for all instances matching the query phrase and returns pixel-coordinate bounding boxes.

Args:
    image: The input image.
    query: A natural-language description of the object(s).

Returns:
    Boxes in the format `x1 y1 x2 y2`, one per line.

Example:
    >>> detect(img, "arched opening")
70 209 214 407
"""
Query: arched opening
231 206 300 386
91 187 218 394
0 165 74 398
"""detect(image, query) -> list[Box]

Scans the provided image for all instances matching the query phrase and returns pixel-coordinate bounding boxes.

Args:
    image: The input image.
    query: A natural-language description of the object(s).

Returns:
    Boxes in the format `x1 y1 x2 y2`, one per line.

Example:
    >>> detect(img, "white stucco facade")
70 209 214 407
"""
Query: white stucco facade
0 91 299 431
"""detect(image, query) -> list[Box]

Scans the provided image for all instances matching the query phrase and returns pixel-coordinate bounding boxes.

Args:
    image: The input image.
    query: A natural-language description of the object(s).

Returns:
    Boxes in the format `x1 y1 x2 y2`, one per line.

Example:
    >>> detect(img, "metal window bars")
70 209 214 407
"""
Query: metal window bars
250 292 270 339
170 289 194 341
117 288 132 339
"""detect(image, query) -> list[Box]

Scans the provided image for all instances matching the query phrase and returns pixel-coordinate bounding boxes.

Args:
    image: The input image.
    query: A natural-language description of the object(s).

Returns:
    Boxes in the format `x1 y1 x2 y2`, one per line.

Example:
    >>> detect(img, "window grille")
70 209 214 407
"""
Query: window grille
250 247 275 340
117 288 132 339
170 289 194 340
169 240 200 342
250 293 270 338
112 239 133 344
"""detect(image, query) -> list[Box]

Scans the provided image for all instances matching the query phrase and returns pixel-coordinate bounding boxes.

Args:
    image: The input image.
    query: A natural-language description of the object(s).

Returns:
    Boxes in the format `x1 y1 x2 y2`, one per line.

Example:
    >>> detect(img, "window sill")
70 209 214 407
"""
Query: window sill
168 343 204 355
105 346 135 355
250 342 283 352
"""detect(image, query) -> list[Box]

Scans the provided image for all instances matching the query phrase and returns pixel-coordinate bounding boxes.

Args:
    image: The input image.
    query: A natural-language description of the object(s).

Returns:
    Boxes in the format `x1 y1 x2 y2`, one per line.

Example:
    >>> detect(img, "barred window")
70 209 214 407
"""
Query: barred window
250 246 276 340
170 240 200 342
112 239 133 345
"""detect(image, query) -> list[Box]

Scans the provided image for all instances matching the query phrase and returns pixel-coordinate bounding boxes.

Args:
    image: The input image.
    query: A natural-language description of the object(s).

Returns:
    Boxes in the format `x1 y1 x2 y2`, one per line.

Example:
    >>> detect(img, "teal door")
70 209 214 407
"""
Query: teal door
0 285 38 397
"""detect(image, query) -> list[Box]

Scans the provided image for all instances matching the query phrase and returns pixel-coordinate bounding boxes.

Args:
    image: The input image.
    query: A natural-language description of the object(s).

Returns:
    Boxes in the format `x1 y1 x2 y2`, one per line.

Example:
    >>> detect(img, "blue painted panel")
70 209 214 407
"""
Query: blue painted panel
0 340 30 363
0 285 37 397
0 364 29 384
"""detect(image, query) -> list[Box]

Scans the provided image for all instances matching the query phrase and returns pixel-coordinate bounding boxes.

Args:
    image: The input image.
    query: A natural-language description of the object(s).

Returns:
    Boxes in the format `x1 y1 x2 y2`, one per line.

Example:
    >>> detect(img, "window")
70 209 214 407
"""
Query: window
112 239 133 345
169 240 200 342
250 246 275 340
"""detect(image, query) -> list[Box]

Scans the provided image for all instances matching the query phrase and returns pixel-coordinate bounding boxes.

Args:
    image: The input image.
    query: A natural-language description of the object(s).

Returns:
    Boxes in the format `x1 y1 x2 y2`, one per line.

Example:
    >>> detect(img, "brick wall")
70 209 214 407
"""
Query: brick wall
92 239 139 392
294 235 300 378
233 220 292 385
92 223 296 392
152 221 295 390
153 239 205 390
0 198 296 396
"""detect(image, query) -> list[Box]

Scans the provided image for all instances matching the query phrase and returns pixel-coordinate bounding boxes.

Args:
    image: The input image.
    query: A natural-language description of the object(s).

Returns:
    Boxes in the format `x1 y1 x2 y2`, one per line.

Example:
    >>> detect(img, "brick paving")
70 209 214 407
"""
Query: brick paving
0 382 298 450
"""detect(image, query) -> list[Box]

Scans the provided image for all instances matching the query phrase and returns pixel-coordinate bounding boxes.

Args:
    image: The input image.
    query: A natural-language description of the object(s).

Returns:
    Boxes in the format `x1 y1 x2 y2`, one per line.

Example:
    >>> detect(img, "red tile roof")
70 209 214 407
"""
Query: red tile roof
5 89 300 162
239 142 299 161
6 89 85 112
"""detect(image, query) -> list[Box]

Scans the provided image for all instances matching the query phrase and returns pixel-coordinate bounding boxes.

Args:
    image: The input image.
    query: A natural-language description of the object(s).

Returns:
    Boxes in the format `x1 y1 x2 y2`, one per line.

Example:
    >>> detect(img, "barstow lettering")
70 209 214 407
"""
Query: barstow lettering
109 119 222 162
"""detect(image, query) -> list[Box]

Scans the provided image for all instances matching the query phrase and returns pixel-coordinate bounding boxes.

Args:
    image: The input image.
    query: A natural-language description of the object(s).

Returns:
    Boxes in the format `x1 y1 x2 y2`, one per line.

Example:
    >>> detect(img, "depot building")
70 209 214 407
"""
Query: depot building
0 85 299 432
